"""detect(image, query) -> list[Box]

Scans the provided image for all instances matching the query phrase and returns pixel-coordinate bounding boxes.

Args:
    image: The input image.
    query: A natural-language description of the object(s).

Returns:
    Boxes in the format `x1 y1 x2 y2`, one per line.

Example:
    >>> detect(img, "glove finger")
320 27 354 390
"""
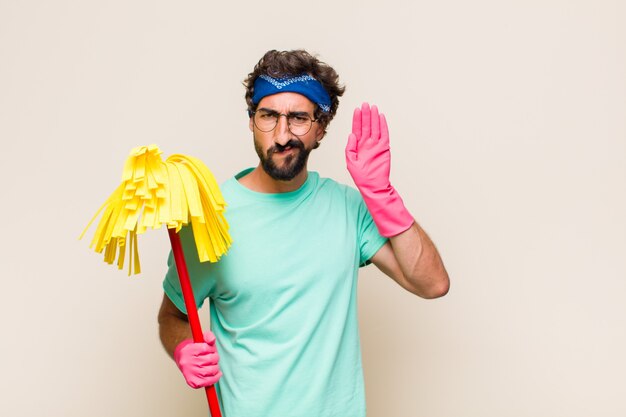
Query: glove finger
195 353 220 367
203 331 216 345
187 343 214 356
187 378 203 389
361 102 371 140
345 133 358 162
188 374 217 388
179 343 205 358
351 107 361 138
203 342 217 354
187 369 222 388
200 365 221 378
371 105 380 141
205 370 223 386
380 114 390 150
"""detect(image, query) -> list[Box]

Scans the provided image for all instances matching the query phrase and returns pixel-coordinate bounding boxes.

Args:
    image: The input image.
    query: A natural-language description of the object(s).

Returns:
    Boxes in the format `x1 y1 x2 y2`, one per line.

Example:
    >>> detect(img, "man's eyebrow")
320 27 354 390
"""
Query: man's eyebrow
288 111 311 117
256 107 278 113
257 107 311 117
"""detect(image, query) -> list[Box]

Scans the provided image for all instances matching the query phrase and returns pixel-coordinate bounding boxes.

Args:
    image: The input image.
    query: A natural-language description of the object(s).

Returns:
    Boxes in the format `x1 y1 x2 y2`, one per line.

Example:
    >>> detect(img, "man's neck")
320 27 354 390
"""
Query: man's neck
238 164 308 193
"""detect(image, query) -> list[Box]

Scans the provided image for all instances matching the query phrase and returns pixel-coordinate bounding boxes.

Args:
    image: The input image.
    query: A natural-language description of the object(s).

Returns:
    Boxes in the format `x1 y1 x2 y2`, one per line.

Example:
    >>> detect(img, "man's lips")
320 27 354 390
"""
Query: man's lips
271 139 304 155
275 147 294 153
272 145 300 155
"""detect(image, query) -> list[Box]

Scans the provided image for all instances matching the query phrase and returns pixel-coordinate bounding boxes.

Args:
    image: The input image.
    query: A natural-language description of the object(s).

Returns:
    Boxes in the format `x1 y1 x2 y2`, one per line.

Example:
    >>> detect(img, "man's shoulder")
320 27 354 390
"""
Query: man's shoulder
223 168 253 185
314 173 362 203
218 168 251 196
314 172 347 189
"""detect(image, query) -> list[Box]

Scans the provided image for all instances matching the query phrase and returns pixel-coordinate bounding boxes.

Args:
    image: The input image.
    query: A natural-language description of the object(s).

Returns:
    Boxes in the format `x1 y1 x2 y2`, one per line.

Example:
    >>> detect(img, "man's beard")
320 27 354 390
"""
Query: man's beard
254 136 313 181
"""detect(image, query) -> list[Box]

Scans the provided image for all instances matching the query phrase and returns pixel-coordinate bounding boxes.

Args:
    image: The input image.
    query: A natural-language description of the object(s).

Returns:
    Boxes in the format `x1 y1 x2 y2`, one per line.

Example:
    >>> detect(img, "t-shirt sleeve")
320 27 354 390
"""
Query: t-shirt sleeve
162 225 215 314
353 190 388 267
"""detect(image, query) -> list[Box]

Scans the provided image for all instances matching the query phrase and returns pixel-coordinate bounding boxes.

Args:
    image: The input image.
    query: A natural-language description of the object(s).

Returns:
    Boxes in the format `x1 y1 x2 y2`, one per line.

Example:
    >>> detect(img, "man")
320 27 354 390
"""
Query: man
158 49 449 417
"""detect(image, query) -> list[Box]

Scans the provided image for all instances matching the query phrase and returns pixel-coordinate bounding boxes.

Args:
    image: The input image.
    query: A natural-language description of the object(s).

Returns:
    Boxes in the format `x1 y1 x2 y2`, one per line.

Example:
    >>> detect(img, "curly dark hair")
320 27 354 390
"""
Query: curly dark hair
244 50 345 132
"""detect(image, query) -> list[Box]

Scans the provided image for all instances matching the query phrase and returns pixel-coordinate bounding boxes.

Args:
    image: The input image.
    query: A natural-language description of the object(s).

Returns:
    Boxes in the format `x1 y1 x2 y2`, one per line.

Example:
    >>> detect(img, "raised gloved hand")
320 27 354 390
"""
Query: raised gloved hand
346 102 414 237
174 330 222 389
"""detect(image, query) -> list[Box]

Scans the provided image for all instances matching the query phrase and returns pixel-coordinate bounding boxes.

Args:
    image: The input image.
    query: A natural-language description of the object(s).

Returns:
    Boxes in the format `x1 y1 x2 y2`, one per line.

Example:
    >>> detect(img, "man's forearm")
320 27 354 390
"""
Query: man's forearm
389 221 449 298
158 295 193 359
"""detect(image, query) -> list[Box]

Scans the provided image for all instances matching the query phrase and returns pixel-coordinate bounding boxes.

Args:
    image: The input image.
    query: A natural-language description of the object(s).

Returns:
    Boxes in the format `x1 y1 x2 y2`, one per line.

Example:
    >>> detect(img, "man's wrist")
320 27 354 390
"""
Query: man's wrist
174 338 194 363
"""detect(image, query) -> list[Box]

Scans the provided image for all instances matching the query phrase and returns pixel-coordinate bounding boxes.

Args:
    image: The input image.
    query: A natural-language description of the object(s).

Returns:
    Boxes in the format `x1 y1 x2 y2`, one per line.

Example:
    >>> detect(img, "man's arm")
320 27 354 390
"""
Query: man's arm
371 222 449 299
158 293 222 387
345 103 449 298
158 293 192 359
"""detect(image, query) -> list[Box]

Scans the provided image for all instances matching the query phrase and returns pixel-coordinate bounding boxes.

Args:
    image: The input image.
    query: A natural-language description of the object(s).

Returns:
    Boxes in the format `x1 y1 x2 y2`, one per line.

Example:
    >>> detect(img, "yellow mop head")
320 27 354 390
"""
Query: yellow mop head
80 145 231 275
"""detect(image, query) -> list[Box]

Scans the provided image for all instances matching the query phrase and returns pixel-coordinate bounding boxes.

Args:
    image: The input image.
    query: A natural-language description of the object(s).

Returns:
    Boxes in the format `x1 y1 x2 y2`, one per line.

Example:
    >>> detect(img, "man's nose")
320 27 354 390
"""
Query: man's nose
273 114 292 145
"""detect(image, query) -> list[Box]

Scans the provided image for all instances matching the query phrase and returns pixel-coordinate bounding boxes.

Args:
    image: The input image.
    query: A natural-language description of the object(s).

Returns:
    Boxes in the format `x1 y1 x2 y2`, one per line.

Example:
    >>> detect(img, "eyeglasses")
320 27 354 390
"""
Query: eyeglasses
251 109 318 136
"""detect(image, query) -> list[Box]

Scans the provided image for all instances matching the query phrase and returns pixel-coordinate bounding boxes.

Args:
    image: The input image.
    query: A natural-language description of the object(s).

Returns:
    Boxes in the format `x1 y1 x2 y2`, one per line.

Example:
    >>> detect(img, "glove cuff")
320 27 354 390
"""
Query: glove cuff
361 186 414 237
174 338 194 365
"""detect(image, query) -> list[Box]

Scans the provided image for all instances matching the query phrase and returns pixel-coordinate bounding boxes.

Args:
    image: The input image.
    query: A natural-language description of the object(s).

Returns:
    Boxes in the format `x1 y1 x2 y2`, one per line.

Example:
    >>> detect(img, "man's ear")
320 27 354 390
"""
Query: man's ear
249 117 254 132
315 125 326 142
313 127 326 149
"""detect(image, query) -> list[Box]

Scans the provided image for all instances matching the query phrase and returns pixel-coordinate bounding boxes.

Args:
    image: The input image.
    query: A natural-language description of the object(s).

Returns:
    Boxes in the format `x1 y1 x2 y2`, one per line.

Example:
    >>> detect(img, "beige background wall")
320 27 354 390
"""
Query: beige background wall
1 1 624 416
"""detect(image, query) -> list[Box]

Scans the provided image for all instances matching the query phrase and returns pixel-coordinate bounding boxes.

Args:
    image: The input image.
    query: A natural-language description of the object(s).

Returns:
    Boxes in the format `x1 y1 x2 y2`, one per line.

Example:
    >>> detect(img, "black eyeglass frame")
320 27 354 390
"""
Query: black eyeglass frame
249 109 319 136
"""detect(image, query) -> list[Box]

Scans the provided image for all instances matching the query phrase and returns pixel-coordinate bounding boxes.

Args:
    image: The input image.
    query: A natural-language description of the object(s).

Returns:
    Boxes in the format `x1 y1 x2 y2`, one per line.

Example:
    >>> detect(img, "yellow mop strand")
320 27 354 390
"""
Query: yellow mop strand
80 145 231 275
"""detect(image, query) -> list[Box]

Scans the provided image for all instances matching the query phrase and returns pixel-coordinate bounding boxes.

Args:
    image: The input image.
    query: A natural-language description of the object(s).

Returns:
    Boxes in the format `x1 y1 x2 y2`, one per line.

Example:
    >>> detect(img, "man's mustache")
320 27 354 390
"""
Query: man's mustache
269 139 305 155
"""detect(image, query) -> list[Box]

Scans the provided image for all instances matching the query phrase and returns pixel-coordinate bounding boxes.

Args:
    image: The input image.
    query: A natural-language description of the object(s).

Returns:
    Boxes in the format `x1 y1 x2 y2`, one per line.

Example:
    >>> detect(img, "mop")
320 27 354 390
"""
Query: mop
80 144 231 416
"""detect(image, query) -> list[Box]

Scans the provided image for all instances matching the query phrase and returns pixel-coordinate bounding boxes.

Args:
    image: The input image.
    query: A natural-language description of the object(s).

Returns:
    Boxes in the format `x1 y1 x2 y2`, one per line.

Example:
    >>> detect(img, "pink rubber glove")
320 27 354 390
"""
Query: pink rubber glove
346 102 414 237
174 330 222 389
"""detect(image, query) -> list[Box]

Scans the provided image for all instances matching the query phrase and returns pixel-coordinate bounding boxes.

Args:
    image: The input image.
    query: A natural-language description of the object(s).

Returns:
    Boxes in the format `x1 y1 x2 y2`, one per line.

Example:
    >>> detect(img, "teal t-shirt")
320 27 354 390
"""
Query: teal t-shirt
163 169 387 417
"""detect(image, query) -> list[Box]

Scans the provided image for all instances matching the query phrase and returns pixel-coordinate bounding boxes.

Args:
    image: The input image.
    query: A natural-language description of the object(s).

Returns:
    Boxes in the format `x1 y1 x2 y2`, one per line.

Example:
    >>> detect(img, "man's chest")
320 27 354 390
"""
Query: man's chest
210 196 360 299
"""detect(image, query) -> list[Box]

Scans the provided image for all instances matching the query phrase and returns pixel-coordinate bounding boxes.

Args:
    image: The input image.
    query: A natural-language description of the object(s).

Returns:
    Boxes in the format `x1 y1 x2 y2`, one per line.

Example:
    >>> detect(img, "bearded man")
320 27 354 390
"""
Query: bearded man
158 49 449 417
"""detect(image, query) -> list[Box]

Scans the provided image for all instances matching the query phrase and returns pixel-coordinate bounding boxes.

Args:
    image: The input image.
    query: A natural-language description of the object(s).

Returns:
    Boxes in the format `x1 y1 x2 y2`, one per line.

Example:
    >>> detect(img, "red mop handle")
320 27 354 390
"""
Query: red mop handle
168 228 222 417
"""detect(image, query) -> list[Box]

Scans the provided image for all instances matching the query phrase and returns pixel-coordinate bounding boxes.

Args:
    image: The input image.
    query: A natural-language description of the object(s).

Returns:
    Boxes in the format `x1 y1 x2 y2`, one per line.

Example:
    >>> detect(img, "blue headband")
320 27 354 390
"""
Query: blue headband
252 74 332 112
